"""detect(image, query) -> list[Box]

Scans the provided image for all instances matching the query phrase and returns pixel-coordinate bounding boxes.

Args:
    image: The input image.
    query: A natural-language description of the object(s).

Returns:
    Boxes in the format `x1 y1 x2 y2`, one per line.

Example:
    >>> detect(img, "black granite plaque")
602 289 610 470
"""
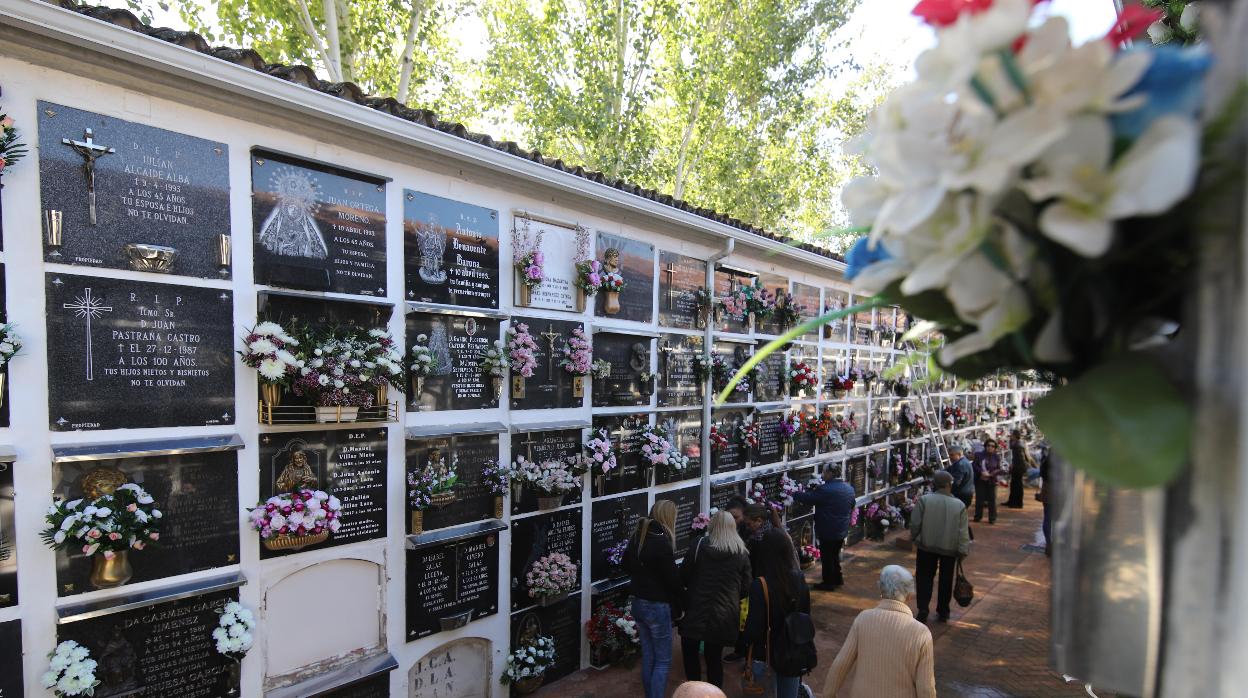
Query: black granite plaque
589 493 646 582
787 466 816 519
510 317 582 411
711 408 751 474
591 332 650 407
258 429 386 558
710 480 746 512
877 306 898 348
592 414 648 497
510 429 583 515
54 451 240 597
755 411 785 466
258 292 392 330
406 530 500 640
756 272 789 336
510 507 582 611
658 251 708 329
46 274 234 430
408 312 502 411
714 267 755 334
0 620 20 698
594 231 653 322
847 455 867 496
869 448 891 491
38 102 231 278
509 592 582 692
653 411 701 486
656 484 700 556
0 461 16 607
252 150 387 296
409 433 499 532
792 283 821 339
792 405 816 459
318 673 391 697
894 308 911 348
57 588 239 697
753 349 786 403
753 472 784 507
823 289 850 342
405 190 499 308
657 333 702 408
848 398 869 448
713 341 751 404
852 301 875 345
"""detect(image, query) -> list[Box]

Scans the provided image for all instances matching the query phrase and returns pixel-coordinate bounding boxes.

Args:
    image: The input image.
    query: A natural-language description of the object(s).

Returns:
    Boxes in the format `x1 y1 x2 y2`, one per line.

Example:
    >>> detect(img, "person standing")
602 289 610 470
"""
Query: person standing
1039 445 1054 557
1006 430 1029 509
945 445 975 542
792 465 856 591
909 471 970 623
742 529 815 698
625 500 684 698
824 566 937 698
972 439 1005 524
679 511 751 689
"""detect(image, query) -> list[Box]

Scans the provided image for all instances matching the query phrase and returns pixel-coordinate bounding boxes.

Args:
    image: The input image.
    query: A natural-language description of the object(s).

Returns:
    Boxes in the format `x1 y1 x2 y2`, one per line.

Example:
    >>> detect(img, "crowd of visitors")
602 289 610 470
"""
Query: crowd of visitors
625 431 1047 697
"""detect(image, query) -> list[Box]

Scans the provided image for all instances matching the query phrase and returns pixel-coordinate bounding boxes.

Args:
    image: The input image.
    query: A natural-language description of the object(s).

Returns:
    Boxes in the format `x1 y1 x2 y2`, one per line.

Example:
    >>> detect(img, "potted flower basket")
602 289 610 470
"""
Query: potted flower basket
508 455 582 511
527 552 578 606
246 489 342 553
41 475 162 590
240 321 301 414
503 636 556 695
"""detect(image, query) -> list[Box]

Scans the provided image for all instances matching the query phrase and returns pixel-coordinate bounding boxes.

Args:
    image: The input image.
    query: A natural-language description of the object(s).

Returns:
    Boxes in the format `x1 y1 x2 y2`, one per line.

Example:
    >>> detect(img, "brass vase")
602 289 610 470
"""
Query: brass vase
512 375 526 399
575 286 588 313
605 291 621 315
573 376 585 398
494 496 505 519
375 383 388 407
260 383 282 407
0 372 6 410
412 375 425 396
89 551 133 589
517 274 533 306
411 510 424 535
492 376 504 402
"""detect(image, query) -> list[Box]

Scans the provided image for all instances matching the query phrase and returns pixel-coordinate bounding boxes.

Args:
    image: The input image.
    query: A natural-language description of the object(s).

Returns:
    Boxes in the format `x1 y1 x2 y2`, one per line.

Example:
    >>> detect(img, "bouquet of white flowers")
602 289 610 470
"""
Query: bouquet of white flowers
41 483 163 558
213 601 256 661
501 636 556 685
0 323 21 368
239 321 302 386
41 641 99 697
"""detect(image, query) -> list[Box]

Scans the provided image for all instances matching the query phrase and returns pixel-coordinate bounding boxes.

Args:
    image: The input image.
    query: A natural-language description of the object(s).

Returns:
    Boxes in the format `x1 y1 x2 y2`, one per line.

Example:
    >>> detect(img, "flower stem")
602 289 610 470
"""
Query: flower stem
998 49 1031 104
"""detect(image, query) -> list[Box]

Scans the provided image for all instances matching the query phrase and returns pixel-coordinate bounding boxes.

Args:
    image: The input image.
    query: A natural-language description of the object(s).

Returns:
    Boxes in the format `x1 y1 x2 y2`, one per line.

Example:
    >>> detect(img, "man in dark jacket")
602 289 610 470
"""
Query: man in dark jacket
1006 430 1028 508
792 465 856 591
946 445 975 509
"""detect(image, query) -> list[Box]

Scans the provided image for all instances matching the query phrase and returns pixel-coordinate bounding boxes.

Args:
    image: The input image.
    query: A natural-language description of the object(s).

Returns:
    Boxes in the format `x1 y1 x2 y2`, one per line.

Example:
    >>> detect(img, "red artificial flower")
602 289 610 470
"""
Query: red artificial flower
1105 5 1164 47
912 0 1047 28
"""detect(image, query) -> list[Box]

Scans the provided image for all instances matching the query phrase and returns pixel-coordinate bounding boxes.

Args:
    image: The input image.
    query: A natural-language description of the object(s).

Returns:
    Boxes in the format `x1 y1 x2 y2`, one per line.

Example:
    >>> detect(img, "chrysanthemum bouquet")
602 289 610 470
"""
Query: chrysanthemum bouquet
740 420 760 449
601 269 626 293
507 324 539 378
591 359 612 379
0 323 21 368
292 335 376 407
246 489 341 539
478 340 510 378
584 429 619 475
527 552 579 597
502 635 556 684
508 455 583 496
409 333 438 378
708 425 730 452
41 641 98 697
213 601 256 661
640 424 690 475
41 483 163 558
240 321 302 387
560 328 593 376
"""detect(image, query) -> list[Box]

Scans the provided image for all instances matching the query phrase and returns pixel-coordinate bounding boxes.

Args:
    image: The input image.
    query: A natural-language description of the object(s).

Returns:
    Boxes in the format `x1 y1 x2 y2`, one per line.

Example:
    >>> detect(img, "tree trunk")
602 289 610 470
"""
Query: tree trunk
321 0 343 81
673 96 703 200
396 0 426 103
295 0 339 82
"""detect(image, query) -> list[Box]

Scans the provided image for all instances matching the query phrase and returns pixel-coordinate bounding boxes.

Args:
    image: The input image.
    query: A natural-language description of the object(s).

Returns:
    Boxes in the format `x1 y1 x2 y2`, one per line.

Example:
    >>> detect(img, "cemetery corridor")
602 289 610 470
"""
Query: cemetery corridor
538 503 1088 698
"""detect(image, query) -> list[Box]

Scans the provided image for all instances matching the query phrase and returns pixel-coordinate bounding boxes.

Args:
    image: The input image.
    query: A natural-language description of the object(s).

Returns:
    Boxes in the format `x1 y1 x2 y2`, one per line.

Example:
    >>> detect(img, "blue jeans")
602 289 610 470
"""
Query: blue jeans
633 598 673 698
776 673 801 698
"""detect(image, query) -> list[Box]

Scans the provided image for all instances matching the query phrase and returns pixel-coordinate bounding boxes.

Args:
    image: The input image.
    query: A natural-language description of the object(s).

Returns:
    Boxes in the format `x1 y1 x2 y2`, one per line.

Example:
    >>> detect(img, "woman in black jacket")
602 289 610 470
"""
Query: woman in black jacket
679 510 751 688
625 500 683 698
743 528 813 698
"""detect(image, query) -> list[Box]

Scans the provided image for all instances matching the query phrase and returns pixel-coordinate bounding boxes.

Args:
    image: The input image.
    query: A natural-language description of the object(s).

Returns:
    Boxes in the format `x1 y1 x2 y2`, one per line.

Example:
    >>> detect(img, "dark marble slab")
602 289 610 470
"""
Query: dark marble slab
57 587 240 697
657 333 702 407
792 404 816 459
0 264 7 427
510 508 581 611
252 150 387 297
756 271 789 336
591 413 648 497
258 428 387 558
823 288 850 342
0 461 13 607
509 592 582 693
710 480 747 512
408 433 500 533
754 411 785 466
46 274 234 430
713 341 751 404
407 312 502 412
711 408 751 474
53 450 240 597
792 282 821 340
38 102 231 279
752 349 786 403
0 620 20 697
653 411 701 486
787 466 817 519
594 231 654 322
510 429 582 515
258 292 392 330
406 529 500 641
509 317 582 411
404 190 499 308
847 455 868 496
657 251 707 329
655 484 700 556
591 332 650 407
589 493 645 583
714 267 754 334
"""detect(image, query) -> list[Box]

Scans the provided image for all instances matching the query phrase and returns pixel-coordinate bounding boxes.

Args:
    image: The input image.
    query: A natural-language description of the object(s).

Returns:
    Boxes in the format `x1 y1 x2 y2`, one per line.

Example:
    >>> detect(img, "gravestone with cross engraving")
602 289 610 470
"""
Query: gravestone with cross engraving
657 251 708 329
657 333 702 407
509 316 582 410
508 429 582 515
591 414 648 497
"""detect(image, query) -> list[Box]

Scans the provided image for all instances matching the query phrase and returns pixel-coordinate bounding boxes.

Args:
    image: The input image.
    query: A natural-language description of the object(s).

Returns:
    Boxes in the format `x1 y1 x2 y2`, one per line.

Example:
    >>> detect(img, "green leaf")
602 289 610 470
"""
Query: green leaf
1033 355 1191 488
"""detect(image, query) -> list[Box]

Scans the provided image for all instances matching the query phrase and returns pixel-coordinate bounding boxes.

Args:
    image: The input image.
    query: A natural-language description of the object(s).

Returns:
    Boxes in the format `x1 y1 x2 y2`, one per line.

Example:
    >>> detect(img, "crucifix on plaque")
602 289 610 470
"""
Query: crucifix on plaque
540 324 562 376
517 433 541 462
63 287 113 381
62 128 116 226
661 261 678 310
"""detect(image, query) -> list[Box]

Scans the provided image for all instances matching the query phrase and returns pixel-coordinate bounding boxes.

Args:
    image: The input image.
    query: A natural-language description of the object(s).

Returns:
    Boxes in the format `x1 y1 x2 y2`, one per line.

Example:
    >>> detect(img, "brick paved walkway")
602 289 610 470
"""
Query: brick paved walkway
540 500 1090 697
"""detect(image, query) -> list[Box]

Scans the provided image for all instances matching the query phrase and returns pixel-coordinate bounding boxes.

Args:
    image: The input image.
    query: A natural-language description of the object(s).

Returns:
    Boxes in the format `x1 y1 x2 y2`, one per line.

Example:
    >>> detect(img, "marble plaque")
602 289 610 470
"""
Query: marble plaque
406 531 500 640
594 231 654 322
713 342 751 404
756 272 789 335
57 588 240 697
409 433 499 532
653 411 701 486
405 190 499 308
753 472 784 507
792 282 821 339
513 216 576 312
752 349 786 403
787 466 817 519
510 429 582 515
754 411 785 466
509 593 582 691
589 493 646 582
46 274 234 430
847 455 867 496
37 102 231 278
792 405 816 459
258 429 387 559
510 508 582 611
53 451 239 597
710 480 747 512
658 251 708 329
252 150 387 296
0 620 20 698
407 312 502 412
509 317 582 411
823 288 850 342
655 484 700 556
259 292 392 330
319 674 390 697
714 267 755 334
592 332 651 407
852 301 875 345
592 414 648 497
657 333 702 408
711 408 751 474
409 638 491 698
0 461 15 607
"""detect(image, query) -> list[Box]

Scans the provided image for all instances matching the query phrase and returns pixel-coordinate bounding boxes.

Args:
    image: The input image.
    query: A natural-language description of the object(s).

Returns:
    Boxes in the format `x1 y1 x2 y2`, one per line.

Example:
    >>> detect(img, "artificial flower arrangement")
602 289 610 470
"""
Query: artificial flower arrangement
605 539 629 568
41 641 98 698
41 483 163 561
501 635 557 686
240 321 303 392
246 489 342 549
0 109 27 174
560 328 594 375
291 333 378 411
834 412 859 438
708 425 730 453
574 228 604 299
478 339 509 400
777 412 802 443
480 459 509 516
745 281 776 320
691 512 712 532
1146 0 1201 46
746 482 767 505
799 544 822 567
828 374 855 396
513 224 546 292
213 601 256 662
591 359 612 380
891 376 912 397
780 474 802 506
639 424 690 476
773 292 805 330
409 333 439 391
587 601 640 668
805 408 834 442
788 360 820 393
507 324 540 378
717 286 750 322
508 455 584 497
0 323 22 368
601 268 626 294
363 328 408 391
527 552 579 599
584 429 619 475
740 419 760 449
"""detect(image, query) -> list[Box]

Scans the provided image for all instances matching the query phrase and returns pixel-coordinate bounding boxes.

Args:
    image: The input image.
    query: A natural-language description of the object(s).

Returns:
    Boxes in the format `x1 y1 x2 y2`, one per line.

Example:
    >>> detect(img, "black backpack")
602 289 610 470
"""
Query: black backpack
762 577 819 676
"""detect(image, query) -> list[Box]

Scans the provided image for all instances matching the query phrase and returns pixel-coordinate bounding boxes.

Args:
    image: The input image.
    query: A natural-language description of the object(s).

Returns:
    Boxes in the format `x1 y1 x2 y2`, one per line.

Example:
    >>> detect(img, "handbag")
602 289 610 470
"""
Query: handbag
954 558 974 607
741 578 774 696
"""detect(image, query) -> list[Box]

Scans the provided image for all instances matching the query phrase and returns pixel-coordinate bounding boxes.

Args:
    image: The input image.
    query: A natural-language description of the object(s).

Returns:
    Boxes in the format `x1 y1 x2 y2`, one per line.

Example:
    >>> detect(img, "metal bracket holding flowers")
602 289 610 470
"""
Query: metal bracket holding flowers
501 635 556 694
507 454 585 510
513 221 545 307
639 423 690 482
41 640 99 697
560 327 593 398
776 412 802 456
526 552 578 607
600 247 626 315
0 323 22 410
213 601 256 696
246 488 342 552
477 338 510 402
585 428 619 496
41 478 162 589
505 323 537 398
480 459 509 518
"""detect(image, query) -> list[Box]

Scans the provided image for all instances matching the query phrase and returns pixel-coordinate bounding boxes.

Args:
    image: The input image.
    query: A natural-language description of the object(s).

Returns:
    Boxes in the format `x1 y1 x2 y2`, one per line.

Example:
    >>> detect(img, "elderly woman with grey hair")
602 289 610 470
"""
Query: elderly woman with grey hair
824 566 936 698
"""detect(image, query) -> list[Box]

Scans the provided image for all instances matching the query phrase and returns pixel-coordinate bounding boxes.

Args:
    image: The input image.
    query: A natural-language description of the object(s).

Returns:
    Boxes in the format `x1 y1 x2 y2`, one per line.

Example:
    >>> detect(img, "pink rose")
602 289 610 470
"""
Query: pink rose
149 532 160 540
132 541 145 550
81 544 93 554
87 529 101 539
103 550 116 560
108 532 121 541
127 503 138 512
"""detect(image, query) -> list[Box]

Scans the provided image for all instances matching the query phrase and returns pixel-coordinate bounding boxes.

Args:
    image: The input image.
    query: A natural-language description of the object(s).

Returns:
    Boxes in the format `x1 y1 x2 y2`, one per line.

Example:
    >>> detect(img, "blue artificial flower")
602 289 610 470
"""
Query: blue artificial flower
1112 46 1213 141
844 236 891 280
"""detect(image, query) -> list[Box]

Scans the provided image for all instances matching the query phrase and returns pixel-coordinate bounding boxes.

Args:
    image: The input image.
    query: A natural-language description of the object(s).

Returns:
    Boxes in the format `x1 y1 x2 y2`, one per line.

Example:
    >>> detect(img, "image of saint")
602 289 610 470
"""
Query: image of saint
276 448 318 493
96 625 139 696
258 167 328 259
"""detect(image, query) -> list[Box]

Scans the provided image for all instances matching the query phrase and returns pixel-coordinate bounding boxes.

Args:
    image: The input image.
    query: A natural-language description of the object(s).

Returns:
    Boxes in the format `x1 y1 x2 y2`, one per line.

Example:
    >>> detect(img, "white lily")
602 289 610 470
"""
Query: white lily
915 0 1035 91
1023 36 1152 116
1021 115 1201 257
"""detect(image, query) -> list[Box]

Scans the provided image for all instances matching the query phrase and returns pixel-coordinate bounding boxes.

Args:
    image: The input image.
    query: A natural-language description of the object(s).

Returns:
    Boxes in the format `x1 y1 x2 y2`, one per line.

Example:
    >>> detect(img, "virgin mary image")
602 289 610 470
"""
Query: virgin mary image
258 166 329 259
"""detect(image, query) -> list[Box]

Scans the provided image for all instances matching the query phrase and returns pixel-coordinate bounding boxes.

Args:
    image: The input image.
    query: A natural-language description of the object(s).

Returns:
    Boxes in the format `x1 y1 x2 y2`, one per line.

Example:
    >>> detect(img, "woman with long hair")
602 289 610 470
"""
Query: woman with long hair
625 499 684 698
679 511 751 688
743 528 814 698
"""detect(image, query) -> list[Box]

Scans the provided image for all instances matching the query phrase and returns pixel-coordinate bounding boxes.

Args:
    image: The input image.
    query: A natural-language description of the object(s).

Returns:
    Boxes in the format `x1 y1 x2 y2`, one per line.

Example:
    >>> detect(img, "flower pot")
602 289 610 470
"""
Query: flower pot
537 494 564 511
512 375 526 399
315 405 359 423
411 510 424 535
517 274 533 306
514 674 545 695
800 559 816 571
224 660 242 696
262 530 330 552
573 375 585 398
494 496 505 519
260 383 282 408
537 591 569 607
605 290 621 315
431 490 457 508
89 551 133 589
576 286 588 313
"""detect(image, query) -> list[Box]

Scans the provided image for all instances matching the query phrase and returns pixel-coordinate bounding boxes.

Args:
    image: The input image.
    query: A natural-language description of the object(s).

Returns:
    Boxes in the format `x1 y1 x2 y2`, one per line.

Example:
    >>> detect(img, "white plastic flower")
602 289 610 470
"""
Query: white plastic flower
258 358 286 381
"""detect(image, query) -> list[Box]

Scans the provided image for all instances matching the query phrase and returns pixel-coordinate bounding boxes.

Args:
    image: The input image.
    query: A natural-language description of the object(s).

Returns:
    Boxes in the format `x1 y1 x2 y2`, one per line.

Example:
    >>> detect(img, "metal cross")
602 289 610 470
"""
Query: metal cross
516 432 541 461
62 128 116 225
63 287 113 381
540 324 562 376
661 261 678 309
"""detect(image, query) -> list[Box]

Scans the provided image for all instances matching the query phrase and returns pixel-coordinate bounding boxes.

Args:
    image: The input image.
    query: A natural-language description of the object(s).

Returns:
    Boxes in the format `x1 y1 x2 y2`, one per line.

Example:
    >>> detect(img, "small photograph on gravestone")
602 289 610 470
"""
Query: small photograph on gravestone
405 190 500 308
